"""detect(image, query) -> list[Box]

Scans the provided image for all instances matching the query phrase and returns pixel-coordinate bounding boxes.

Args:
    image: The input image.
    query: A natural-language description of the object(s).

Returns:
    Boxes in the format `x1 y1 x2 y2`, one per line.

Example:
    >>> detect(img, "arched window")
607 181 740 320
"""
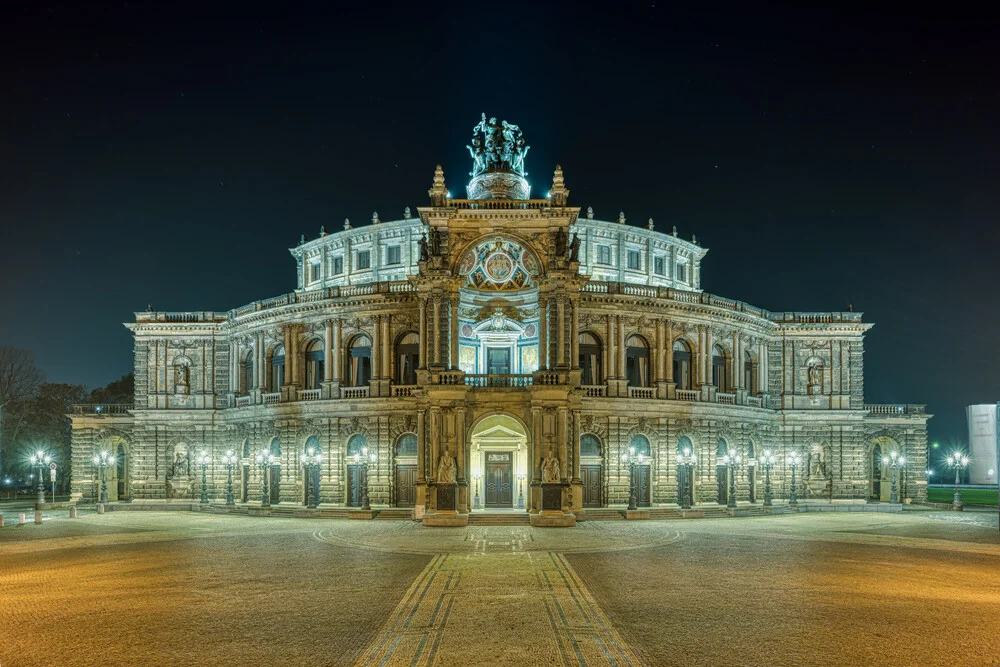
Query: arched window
746 439 756 459
712 345 727 391
270 437 282 456
715 438 728 457
579 332 603 386
629 434 651 457
271 345 286 391
304 435 321 454
395 332 419 385
396 433 417 457
241 437 250 458
347 434 368 457
672 339 692 390
744 351 753 392
346 335 372 387
625 335 650 387
305 340 325 390
580 434 602 457
243 351 254 393
677 435 693 454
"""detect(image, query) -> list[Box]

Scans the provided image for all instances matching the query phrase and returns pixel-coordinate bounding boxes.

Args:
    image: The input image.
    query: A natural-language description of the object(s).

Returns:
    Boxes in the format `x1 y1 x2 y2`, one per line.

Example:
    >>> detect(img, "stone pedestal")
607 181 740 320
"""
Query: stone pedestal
436 484 457 512
348 509 376 520
167 476 193 500
530 483 576 527
422 483 468 526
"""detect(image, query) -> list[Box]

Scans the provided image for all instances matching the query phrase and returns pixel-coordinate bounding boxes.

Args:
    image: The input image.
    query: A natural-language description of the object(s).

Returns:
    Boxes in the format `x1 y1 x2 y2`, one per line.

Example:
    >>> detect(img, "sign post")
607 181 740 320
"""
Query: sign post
50 463 57 503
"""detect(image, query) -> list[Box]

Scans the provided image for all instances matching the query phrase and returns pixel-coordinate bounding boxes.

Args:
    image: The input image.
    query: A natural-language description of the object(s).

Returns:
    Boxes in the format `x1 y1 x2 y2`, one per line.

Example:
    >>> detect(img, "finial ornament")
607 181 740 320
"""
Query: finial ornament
404 206 411 219
549 164 569 205
372 211 380 225
299 234 305 244
587 206 594 219
692 234 698 244
344 217 352 230
648 217 654 230
319 225 326 237
672 225 678 237
428 165 448 205
619 211 626 224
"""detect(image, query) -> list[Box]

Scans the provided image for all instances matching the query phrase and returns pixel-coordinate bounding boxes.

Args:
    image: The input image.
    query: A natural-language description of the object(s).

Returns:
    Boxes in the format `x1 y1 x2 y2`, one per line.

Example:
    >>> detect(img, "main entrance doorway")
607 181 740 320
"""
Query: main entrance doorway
485 451 513 507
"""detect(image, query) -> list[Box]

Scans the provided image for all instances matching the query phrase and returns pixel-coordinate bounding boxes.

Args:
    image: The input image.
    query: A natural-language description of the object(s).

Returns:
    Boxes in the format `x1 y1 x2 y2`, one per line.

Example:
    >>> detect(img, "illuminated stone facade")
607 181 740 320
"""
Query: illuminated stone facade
70 118 931 519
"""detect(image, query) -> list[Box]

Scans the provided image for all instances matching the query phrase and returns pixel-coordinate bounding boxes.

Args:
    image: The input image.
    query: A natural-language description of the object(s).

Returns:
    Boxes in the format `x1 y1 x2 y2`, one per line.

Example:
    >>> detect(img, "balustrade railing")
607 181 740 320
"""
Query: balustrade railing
261 392 282 405
464 374 534 388
581 385 606 397
533 371 563 385
865 404 926 415
435 371 465 385
343 386 370 399
676 389 700 402
297 389 322 401
234 395 253 407
628 386 655 399
71 404 133 415
716 392 736 405
745 396 763 408
393 385 417 397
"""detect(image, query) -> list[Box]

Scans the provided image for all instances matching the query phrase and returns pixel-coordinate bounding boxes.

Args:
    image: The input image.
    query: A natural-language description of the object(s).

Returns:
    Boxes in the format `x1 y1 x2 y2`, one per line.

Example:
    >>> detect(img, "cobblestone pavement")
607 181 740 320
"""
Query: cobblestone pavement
1 510 999 666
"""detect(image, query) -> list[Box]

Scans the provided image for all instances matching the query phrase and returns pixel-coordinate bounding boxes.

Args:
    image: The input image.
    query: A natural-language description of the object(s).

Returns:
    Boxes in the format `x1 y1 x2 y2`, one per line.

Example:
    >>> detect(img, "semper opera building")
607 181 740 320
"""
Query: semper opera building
70 116 930 525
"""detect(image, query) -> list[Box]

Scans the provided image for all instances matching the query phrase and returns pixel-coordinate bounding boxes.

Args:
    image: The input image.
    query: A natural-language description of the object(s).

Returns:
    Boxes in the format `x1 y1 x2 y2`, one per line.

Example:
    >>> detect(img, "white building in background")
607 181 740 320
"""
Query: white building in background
966 404 999 485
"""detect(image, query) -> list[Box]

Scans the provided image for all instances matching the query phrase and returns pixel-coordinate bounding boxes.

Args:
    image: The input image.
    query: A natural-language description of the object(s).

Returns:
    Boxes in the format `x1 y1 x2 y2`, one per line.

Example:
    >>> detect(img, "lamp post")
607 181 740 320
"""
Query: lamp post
946 451 969 511
29 450 52 505
675 446 697 510
3 477 10 501
882 450 906 504
759 450 777 508
720 451 742 509
472 473 481 510
785 451 802 506
255 449 276 507
222 450 238 506
92 450 114 504
196 451 210 504
352 446 378 511
303 446 322 509
516 472 526 509
620 446 646 511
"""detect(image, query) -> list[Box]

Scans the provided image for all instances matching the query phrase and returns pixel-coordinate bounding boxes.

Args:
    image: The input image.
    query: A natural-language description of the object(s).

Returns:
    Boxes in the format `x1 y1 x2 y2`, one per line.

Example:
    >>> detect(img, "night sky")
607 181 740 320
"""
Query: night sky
2 2 997 444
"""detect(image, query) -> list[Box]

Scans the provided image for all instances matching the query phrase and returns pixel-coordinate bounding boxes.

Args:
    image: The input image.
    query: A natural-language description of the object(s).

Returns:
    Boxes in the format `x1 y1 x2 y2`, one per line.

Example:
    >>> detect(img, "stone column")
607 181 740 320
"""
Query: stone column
570 299 579 370
618 317 626 379
256 332 265 389
538 296 548 370
416 410 426 482
571 409 581 484
290 327 299 386
333 320 343 383
370 316 381 384
418 298 427 369
558 407 569 480
382 316 391 379
665 321 674 383
430 408 441 483
450 297 459 370
432 298 441 366
455 408 466 484
282 328 292 387
531 408 543 484
603 315 611 383
557 297 565 367
324 321 334 382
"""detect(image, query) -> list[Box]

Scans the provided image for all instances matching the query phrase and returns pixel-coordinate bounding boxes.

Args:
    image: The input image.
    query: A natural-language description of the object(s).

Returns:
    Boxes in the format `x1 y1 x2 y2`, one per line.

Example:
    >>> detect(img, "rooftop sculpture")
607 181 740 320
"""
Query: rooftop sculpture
467 113 530 178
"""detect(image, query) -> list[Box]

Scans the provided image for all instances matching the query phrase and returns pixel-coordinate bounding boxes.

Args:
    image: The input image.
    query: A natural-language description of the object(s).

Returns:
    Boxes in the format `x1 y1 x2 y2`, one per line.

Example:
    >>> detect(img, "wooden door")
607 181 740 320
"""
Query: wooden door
581 465 603 507
716 466 728 504
637 466 651 507
241 466 249 503
347 464 363 507
395 465 417 507
485 451 513 507
747 467 756 503
269 465 281 504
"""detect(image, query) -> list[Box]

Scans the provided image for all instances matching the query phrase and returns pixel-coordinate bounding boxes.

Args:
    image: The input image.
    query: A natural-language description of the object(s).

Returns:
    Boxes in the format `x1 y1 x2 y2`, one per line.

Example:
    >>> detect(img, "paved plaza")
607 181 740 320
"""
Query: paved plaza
2 509 999 666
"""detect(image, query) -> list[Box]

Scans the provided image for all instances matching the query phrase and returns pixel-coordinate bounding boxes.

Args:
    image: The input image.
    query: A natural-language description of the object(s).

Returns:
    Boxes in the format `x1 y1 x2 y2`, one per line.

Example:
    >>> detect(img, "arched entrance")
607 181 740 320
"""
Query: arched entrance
716 439 729 504
103 436 129 501
870 436 896 501
470 415 528 510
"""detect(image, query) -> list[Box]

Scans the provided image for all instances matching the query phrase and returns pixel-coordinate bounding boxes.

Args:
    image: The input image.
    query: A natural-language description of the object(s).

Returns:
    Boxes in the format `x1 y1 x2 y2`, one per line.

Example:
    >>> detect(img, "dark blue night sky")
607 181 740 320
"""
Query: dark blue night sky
1 2 997 443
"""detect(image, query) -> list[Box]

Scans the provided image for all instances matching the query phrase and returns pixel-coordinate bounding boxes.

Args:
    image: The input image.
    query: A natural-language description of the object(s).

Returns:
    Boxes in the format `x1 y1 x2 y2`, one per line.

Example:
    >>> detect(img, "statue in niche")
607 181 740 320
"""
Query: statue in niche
174 365 190 395
437 448 457 485
541 449 561 484
554 228 568 258
568 233 581 262
418 234 430 262
430 227 443 256
171 450 189 478
808 446 828 479
807 361 823 394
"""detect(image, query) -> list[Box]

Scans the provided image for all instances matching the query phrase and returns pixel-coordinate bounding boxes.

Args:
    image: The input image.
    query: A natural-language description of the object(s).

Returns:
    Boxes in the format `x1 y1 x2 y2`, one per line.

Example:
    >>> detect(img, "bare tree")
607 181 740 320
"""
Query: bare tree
0 346 44 476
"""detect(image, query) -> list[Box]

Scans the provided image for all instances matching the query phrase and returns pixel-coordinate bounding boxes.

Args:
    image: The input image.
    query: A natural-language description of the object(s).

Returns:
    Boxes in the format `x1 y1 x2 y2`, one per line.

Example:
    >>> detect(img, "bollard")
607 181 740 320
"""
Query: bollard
19 513 26 525
69 506 78 518
34 510 42 525
97 503 105 515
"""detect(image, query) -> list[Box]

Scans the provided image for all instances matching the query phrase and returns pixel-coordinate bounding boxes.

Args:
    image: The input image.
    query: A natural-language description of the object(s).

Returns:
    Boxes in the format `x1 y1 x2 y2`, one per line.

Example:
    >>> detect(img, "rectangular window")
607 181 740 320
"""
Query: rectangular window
386 245 401 265
357 250 371 270
676 263 687 282
627 250 640 270
597 245 612 265
333 256 344 275
309 262 320 282
654 256 665 276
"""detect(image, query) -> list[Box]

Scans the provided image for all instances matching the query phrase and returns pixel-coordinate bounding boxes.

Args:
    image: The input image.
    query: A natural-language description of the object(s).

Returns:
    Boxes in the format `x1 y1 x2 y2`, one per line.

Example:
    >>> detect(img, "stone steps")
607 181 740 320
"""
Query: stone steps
467 513 531 526
375 508 415 520
581 508 625 521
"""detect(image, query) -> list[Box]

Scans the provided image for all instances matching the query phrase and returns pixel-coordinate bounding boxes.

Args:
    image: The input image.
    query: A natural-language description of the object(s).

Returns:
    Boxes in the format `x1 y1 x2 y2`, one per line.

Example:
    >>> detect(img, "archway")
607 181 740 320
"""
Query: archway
715 438 729 504
870 436 897 501
469 415 528 510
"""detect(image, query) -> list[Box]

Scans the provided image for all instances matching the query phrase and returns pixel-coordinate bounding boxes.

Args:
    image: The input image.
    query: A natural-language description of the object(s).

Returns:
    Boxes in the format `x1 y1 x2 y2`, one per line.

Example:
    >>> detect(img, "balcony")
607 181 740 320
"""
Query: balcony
261 392 281 405
464 374 533 388
71 404 133 415
297 389 322 401
628 386 655 400
865 404 927 416
581 385 606 397
342 386 370 399
676 390 700 402
393 385 418 397
716 392 736 405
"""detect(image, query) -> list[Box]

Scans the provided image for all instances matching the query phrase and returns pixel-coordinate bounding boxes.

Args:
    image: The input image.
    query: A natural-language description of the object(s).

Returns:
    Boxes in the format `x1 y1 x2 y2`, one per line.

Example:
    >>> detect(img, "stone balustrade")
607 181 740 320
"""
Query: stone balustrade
717 392 737 405
261 392 281 405
865 404 927 415
71 404 133 415
676 389 700 402
581 385 606 397
342 387 369 399
234 395 253 407
464 374 533 388
393 385 418 397
297 389 322 401
628 386 655 399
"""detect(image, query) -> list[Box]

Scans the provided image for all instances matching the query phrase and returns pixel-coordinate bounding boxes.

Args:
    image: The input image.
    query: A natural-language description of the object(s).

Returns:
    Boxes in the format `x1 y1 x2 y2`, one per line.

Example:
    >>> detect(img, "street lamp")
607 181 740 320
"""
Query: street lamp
352 446 378 511
92 450 114 504
675 446 697 510
303 446 323 509
3 477 10 501
255 449 276 507
946 451 969 510
759 449 777 508
29 450 52 505
620 446 646 511
222 450 238 506
881 450 906 504
516 471 526 509
720 451 742 509
785 451 802 506
472 473 482 510
196 451 211 504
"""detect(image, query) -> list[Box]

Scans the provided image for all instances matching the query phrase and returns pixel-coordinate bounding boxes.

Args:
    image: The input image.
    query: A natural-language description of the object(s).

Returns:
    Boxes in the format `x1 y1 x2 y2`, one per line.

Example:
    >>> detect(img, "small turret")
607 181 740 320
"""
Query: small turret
344 217 352 230
371 211 380 225
428 164 448 206
618 211 626 224
404 206 412 219
549 164 569 206
648 217 654 230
